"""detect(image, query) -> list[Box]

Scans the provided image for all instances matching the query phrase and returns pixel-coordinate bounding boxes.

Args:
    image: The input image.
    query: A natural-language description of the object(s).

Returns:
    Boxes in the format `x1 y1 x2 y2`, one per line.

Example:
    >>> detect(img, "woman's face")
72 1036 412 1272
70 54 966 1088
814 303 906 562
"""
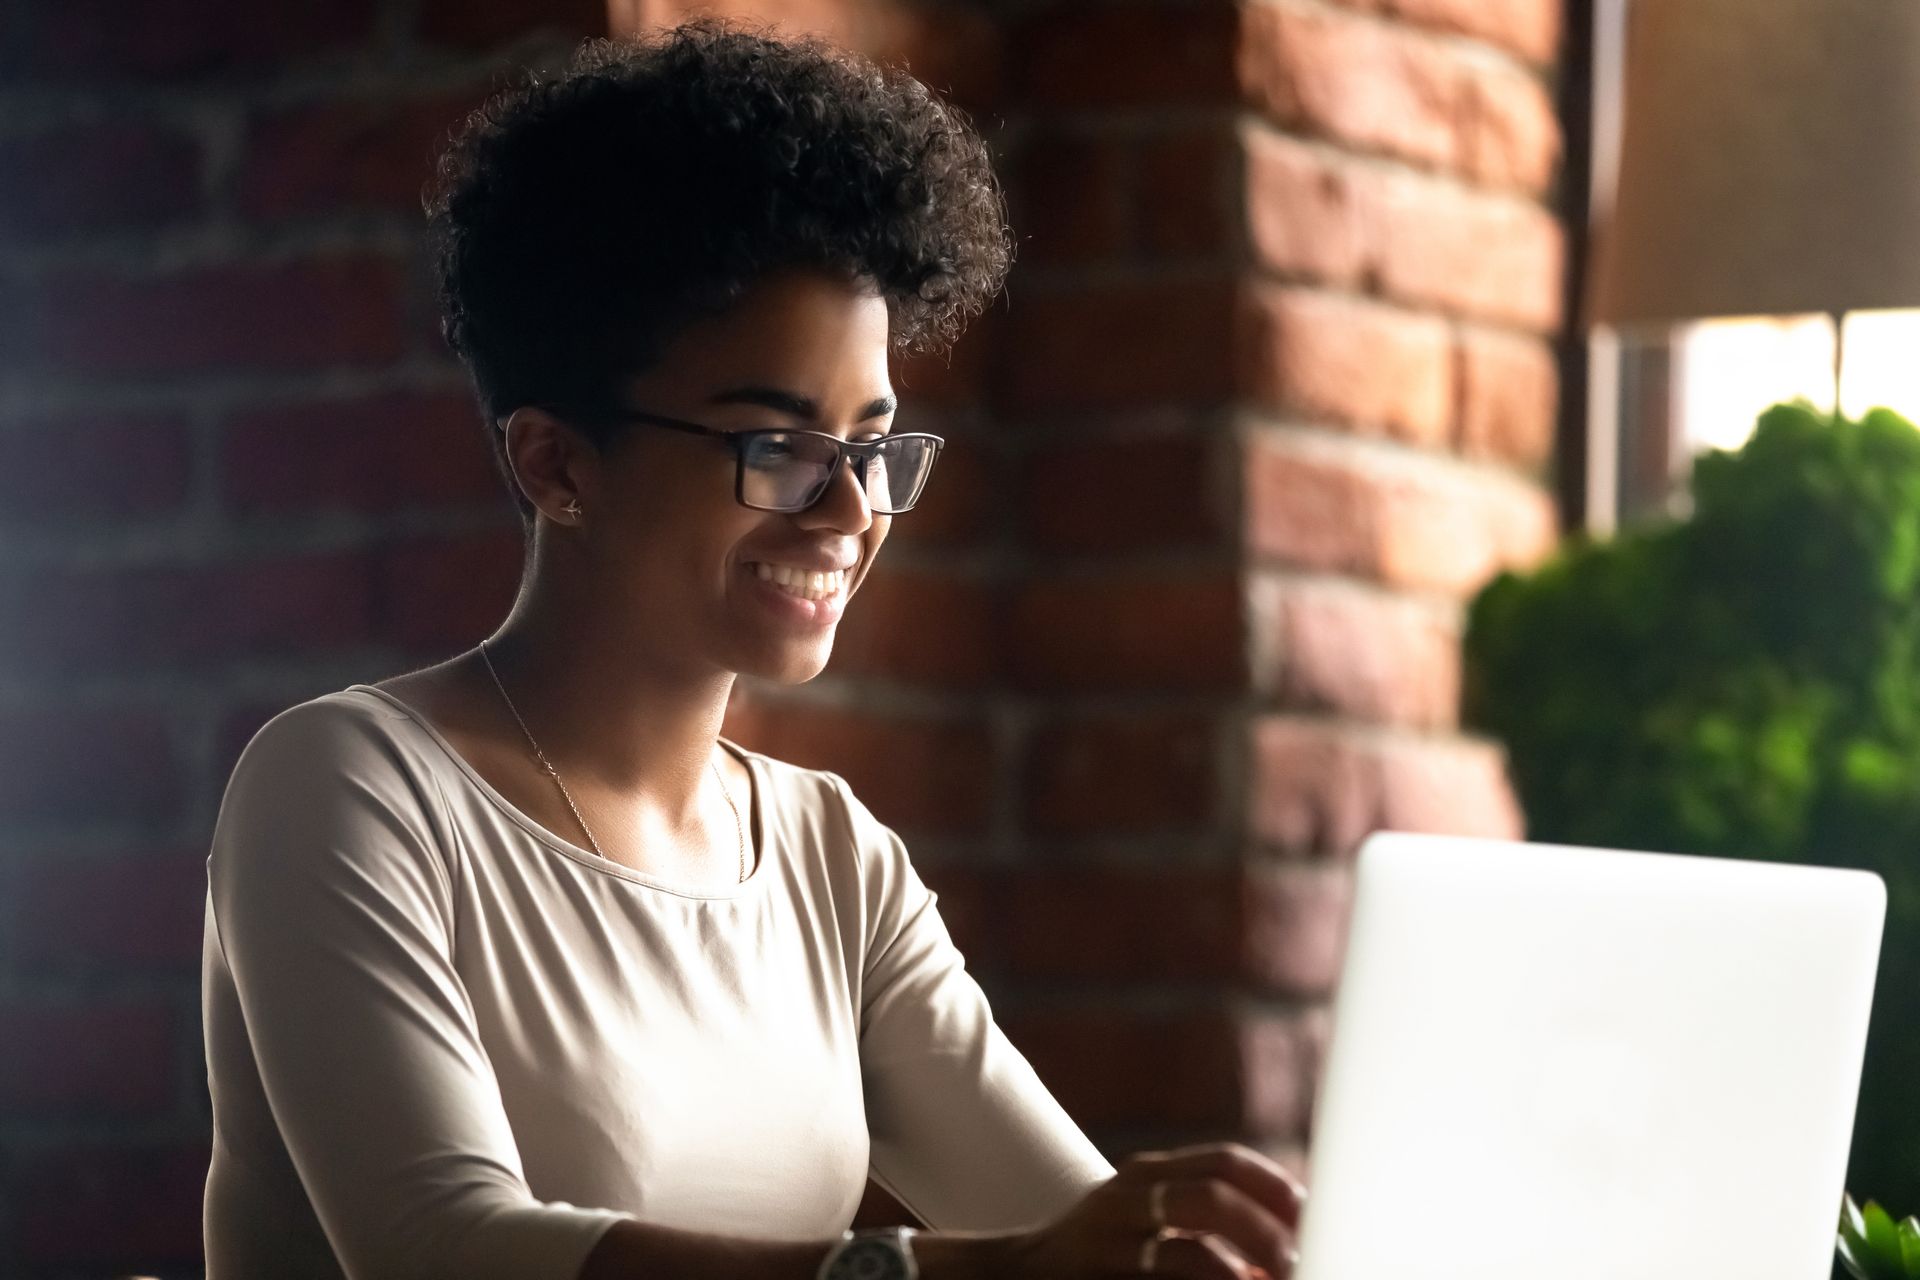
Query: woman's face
566 268 897 686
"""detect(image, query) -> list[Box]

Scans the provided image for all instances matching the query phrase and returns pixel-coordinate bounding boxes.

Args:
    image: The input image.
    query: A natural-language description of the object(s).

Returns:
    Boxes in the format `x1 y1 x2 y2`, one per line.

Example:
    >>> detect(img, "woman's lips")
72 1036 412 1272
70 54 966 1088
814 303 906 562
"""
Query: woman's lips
740 560 852 627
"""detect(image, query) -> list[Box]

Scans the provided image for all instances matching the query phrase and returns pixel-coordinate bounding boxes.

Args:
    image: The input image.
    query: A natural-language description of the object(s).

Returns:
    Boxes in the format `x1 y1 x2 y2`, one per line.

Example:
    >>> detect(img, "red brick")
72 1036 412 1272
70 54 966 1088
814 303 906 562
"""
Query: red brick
220 389 500 515
1014 125 1237 266
998 867 1345 1039
374 528 525 656
1237 286 1453 448
1249 576 1461 728
913 864 1000 962
1243 433 1557 596
831 565 997 689
616 0 859 41
1024 711 1217 833
1219 25 1550 202
1455 325 1557 469
1242 862 1354 998
1457 58 1560 195
0 411 193 528
1294 1004 1335 1101
0 122 201 240
1238 1010 1317 1138
1012 133 1132 266
1001 865 1242 981
1001 1003 1312 1138
12 1142 209 1268
1 0 375 78
14 851 207 971
1372 170 1564 330
1138 127 1240 258
0 706 181 824
238 89 489 221
1009 569 1244 692
721 697 994 835
18 256 412 375
4 553 378 673
1019 434 1223 554
1013 1 1239 109
1239 2 1459 171
418 0 607 48
1248 716 1524 855
880 433 992 551
1243 129 1371 287
0 1001 174 1117
999 1004 1248 1129
1243 137 1565 329
1364 0 1562 67
999 277 1237 411
892 315 995 409
869 2 1006 116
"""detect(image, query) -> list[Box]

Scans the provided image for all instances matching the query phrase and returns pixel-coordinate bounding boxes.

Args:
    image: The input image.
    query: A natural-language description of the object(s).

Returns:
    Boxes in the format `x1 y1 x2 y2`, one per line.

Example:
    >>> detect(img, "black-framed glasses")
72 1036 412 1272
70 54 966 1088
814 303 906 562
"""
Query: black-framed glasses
522 404 944 515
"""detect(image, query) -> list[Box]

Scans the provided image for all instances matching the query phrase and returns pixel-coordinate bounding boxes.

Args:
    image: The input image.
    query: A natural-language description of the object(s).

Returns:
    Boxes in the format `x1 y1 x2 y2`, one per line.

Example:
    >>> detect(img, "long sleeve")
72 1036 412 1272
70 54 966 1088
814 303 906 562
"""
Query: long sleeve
845 780 1116 1233
203 701 633 1280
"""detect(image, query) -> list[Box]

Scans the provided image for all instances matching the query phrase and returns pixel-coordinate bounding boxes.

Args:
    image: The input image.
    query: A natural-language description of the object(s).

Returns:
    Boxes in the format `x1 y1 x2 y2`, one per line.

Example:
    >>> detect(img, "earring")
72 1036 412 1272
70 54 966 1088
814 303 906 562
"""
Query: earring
561 498 582 520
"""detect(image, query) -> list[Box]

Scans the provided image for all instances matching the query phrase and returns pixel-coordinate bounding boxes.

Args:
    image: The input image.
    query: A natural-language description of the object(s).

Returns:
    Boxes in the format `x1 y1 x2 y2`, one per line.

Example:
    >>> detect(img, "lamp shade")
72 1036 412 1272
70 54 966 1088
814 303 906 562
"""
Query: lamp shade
1587 0 1920 328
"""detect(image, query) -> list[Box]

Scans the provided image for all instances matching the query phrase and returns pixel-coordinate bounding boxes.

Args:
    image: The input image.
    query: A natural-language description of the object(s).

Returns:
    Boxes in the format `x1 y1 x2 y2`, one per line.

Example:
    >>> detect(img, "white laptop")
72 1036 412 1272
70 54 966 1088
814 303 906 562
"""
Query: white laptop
1295 832 1885 1280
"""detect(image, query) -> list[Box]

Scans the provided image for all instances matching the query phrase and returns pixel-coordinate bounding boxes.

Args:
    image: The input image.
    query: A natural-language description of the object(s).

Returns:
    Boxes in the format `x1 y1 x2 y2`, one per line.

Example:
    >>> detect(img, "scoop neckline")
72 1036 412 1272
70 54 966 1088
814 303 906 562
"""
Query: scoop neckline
343 683 773 902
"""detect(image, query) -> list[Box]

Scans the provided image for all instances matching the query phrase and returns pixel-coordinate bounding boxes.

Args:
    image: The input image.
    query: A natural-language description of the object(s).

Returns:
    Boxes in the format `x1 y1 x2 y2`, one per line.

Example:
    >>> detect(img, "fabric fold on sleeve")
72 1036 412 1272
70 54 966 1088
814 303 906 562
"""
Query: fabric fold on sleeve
205 700 633 1280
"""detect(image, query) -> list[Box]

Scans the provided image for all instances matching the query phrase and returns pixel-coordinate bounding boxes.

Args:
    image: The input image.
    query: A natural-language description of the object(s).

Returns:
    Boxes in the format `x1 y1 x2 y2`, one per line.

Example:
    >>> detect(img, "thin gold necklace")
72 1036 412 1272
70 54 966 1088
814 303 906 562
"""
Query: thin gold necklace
479 641 747 883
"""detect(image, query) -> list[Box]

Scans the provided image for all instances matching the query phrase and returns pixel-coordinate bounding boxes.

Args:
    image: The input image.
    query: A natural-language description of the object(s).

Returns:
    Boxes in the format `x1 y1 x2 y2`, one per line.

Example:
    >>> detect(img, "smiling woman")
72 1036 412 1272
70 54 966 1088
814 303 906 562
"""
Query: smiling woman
198 19 1304 1280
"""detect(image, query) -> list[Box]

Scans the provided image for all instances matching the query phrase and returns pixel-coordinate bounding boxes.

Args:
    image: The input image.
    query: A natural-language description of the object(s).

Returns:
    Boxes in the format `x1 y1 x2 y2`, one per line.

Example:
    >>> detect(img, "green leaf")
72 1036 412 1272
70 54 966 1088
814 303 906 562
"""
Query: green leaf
1867 1202 1903 1266
1896 1215 1920 1276
1847 1193 1872 1246
1839 1229 1880 1280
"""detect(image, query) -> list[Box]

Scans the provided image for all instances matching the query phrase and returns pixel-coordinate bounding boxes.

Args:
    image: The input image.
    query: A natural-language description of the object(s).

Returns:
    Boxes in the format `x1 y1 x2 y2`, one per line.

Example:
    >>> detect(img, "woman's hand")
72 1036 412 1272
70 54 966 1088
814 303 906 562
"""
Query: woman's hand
1008 1143 1306 1280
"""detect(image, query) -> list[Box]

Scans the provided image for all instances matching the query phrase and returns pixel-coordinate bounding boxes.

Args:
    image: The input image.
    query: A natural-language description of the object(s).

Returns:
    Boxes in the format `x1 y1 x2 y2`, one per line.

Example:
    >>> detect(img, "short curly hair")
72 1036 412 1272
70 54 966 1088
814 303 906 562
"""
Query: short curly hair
423 19 1012 491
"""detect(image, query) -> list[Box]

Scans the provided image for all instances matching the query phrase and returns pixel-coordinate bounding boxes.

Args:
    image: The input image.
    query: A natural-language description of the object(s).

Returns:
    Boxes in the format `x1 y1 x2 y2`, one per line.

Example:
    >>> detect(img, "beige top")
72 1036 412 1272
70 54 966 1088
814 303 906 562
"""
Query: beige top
201 686 1113 1280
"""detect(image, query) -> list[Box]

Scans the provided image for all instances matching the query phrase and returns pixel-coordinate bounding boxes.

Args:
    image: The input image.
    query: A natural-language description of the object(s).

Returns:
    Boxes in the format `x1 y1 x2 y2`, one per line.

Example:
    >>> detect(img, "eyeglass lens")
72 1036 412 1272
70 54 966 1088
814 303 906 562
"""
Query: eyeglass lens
739 433 937 513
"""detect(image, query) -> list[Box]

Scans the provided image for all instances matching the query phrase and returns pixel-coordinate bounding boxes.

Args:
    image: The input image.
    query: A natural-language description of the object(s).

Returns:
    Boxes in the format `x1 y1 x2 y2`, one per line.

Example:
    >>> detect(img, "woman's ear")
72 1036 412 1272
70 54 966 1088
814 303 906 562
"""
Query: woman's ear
499 407 595 526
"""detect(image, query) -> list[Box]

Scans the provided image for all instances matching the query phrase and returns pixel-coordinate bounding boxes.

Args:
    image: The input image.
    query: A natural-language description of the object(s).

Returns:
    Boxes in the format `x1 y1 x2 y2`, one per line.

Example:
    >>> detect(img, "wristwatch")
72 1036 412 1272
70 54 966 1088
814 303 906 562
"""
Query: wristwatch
816 1225 920 1280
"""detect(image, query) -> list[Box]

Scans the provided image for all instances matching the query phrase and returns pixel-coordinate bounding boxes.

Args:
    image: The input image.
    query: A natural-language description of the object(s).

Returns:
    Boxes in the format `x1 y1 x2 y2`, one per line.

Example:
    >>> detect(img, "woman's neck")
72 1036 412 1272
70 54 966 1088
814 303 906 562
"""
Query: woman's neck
480 581 736 831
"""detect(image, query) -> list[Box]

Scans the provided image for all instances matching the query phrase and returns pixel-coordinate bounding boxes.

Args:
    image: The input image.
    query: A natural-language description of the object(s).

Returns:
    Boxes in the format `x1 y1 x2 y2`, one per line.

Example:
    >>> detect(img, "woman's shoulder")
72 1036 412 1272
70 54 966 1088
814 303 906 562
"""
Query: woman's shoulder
723 740 918 896
722 739 880 832
226 685 444 794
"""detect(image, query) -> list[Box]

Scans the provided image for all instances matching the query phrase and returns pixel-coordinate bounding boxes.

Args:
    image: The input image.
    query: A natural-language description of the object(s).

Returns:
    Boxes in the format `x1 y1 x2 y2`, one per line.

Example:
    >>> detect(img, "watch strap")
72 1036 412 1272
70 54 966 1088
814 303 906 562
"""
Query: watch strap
815 1225 920 1280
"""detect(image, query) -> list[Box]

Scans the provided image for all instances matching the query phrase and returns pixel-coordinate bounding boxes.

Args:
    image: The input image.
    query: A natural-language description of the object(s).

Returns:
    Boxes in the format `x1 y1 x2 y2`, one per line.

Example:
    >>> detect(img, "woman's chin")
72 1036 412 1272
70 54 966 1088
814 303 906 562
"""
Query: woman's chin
733 635 835 685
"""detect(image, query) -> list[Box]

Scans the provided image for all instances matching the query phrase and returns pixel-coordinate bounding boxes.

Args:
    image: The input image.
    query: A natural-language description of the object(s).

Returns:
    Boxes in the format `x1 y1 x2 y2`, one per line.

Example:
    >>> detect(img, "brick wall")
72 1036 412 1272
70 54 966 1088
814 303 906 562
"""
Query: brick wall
0 3 602 1274
0 0 1565 1273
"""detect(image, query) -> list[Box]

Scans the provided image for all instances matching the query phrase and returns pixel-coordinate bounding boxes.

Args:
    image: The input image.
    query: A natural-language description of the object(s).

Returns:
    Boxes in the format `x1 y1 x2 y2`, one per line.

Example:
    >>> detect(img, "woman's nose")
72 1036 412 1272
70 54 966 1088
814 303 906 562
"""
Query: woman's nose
795 451 874 533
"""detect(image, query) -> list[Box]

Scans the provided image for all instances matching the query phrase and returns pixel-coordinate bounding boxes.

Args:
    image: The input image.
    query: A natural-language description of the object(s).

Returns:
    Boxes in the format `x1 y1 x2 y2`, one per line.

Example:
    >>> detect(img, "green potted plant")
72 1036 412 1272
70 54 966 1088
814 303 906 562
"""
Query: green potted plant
1839 1193 1920 1279
1464 402 1920 1248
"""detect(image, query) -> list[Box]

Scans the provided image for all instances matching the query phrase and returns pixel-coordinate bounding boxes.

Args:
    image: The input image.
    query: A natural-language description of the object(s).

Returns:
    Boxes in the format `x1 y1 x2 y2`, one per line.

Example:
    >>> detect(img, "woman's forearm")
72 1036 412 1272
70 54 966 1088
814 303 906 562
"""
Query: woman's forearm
576 1217 1027 1280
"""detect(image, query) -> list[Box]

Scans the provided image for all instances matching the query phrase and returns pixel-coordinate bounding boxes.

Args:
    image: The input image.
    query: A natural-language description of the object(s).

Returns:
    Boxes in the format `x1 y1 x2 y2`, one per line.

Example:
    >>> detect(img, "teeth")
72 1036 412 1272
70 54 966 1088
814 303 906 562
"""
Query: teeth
750 563 847 601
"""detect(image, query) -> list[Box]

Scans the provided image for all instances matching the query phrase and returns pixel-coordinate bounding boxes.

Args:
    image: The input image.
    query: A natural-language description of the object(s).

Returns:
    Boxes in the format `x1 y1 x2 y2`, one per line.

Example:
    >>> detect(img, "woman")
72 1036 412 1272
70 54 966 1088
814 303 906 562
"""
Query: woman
201 21 1303 1280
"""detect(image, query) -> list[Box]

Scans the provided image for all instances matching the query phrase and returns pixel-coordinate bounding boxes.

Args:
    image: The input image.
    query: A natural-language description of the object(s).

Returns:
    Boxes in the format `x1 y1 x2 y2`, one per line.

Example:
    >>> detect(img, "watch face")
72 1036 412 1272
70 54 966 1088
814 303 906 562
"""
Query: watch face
836 1238 907 1280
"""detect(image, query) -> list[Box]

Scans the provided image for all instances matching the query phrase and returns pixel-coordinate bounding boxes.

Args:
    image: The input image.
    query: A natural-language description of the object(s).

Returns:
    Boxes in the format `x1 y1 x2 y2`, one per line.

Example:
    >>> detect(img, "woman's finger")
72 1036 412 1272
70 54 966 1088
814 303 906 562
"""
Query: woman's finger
1139 1229 1278 1280
1126 1144 1307 1231
1154 1176 1296 1278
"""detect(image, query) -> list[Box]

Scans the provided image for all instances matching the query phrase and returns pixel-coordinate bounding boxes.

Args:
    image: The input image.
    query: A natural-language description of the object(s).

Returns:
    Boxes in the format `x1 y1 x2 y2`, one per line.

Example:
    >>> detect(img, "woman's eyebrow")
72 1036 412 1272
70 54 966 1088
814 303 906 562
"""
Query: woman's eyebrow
708 386 897 421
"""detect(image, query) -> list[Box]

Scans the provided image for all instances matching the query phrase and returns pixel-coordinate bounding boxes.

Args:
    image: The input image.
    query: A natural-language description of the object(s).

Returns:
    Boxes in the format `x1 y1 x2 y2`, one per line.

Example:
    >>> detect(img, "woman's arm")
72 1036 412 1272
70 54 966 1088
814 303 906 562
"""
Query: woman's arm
575 1220 1026 1280
845 791 1115 1233
206 701 632 1280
